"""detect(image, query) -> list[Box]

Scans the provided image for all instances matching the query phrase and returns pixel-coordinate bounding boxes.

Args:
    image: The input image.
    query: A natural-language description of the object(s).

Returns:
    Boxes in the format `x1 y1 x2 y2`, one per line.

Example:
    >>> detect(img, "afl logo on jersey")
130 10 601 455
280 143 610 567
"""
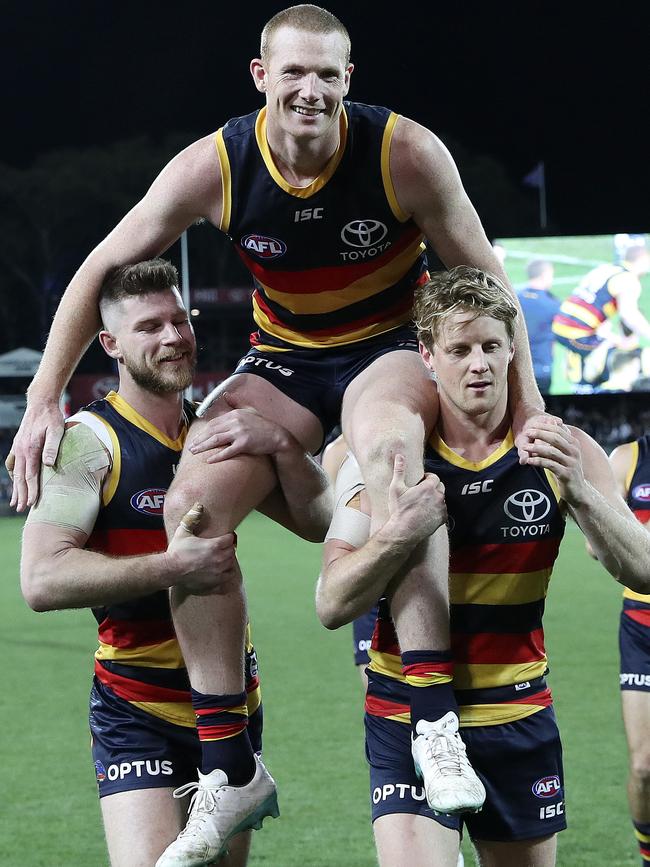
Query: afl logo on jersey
632 483 650 502
241 234 287 259
341 219 388 248
503 489 551 523
131 488 167 516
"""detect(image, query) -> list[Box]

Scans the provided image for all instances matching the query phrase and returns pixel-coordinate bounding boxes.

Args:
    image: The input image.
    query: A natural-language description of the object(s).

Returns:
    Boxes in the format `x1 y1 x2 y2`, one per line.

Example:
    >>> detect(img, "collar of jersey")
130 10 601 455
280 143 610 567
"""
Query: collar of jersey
105 391 186 451
429 428 514 471
255 106 348 198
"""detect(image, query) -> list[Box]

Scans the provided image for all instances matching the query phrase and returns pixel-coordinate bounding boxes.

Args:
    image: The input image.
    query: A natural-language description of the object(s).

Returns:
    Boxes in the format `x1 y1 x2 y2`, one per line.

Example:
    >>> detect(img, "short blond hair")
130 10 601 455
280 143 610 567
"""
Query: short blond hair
260 4 351 64
414 265 518 351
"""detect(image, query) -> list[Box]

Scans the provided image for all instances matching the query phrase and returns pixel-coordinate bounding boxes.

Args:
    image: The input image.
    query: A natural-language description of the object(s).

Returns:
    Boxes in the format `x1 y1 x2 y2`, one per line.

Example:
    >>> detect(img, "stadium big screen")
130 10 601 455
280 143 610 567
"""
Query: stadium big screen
493 232 650 395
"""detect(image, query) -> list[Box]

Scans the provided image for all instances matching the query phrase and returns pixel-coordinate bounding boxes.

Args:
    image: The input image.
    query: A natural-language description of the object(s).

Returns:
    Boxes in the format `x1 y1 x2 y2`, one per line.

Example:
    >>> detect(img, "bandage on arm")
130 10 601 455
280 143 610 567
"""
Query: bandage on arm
26 421 110 536
325 453 371 548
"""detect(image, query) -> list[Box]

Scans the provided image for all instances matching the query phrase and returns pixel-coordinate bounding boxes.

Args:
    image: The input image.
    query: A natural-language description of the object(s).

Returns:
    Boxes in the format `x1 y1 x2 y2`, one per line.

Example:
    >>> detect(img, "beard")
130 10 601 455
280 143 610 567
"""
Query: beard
124 352 196 394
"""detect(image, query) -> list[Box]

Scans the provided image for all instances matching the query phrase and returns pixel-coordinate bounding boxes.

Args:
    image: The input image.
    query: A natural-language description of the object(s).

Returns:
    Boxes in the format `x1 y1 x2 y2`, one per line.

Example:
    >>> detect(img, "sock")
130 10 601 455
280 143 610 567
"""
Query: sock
633 819 650 864
401 649 456 735
191 688 256 785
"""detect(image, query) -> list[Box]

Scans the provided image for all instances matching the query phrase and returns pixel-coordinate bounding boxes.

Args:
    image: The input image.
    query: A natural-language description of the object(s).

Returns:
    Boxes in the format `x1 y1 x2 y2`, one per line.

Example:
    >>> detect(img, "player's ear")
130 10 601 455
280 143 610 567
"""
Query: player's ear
250 59 267 92
342 63 354 96
99 330 121 360
419 341 434 371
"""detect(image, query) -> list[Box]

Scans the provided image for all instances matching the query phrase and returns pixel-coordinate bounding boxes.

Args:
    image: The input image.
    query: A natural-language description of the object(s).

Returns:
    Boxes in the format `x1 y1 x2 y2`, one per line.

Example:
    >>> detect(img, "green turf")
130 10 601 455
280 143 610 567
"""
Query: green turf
495 233 650 396
0 515 639 865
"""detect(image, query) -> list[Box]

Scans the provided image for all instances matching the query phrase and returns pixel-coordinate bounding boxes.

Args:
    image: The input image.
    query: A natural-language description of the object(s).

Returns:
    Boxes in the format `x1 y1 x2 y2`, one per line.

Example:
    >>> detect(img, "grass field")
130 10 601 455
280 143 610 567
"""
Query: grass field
0 513 638 866
494 233 650 396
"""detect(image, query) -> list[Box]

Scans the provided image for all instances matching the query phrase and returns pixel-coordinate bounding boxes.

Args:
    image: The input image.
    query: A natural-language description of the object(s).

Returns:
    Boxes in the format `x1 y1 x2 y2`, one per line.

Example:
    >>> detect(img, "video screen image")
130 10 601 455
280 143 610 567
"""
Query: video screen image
493 232 650 395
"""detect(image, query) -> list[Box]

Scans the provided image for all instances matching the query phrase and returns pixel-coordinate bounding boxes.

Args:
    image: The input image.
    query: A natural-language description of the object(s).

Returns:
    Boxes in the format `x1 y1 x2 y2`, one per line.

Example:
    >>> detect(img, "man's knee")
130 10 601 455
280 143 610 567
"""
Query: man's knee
352 428 423 491
630 750 650 788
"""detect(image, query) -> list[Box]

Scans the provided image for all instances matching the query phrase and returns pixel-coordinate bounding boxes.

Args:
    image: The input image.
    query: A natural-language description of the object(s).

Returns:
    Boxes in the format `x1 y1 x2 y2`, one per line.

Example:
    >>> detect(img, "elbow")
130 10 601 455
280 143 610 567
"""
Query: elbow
315 580 347 630
20 564 55 613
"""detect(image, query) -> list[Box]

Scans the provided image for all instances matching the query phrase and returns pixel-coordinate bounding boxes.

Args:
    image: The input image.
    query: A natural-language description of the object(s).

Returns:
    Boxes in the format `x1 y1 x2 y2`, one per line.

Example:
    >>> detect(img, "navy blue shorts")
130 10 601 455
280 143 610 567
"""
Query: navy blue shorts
234 326 419 437
553 333 614 387
353 606 378 666
89 679 263 798
620 603 650 691
366 706 566 842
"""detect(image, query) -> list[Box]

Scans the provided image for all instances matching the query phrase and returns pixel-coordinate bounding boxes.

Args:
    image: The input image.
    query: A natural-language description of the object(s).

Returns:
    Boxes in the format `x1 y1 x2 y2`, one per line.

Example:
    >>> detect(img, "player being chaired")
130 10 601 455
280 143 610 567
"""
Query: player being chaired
9 7 549 864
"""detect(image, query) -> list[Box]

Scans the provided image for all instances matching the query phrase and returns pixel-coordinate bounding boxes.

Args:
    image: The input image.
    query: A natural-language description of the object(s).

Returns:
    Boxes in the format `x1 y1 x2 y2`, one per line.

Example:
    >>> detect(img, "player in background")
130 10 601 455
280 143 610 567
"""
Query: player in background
317 266 650 867
517 259 559 394
552 243 650 391
606 436 650 866
19 259 331 867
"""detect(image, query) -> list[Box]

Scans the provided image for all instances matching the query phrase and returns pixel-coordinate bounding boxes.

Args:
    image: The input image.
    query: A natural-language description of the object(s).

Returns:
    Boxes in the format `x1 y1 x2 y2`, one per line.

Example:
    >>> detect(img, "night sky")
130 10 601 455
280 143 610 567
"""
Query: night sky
4 1 650 234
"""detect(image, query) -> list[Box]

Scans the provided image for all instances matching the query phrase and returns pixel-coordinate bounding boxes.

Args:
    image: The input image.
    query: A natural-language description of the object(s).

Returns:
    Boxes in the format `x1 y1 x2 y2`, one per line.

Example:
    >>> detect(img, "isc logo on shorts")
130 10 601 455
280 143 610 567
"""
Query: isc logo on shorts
532 775 561 798
130 488 166 515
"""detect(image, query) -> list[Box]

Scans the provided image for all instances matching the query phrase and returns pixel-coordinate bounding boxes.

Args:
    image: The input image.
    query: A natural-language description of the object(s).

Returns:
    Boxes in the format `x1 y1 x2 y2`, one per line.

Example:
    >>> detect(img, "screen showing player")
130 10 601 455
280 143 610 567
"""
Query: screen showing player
493 232 650 395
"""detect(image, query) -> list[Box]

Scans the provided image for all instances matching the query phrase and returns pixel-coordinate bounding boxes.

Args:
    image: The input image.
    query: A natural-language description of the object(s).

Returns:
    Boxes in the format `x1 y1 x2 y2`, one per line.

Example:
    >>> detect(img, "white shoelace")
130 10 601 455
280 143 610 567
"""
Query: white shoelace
424 733 468 777
172 781 223 835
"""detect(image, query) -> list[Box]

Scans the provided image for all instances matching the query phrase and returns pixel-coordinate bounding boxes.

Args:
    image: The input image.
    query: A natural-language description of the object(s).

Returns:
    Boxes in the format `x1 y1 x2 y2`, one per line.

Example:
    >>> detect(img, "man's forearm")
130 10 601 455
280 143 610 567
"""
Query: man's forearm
273 442 334 542
28 263 105 400
21 543 175 612
570 486 650 593
317 524 417 629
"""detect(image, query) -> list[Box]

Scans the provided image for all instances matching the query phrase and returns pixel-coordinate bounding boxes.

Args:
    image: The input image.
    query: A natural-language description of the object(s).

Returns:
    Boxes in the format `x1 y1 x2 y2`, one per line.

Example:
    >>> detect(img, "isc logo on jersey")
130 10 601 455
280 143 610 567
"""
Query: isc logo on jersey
532 775 561 798
632 483 650 502
131 488 167 516
241 234 287 259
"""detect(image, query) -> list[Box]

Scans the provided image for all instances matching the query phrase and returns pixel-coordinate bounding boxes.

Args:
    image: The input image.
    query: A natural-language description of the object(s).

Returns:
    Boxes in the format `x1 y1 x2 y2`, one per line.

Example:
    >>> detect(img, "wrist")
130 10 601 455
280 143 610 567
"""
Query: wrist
26 384 61 405
375 516 418 551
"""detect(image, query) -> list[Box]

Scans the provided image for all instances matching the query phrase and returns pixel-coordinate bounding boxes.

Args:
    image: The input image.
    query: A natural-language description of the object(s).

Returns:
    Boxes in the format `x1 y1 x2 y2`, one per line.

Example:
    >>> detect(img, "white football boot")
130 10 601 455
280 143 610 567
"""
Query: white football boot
411 711 486 815
155 756 279 866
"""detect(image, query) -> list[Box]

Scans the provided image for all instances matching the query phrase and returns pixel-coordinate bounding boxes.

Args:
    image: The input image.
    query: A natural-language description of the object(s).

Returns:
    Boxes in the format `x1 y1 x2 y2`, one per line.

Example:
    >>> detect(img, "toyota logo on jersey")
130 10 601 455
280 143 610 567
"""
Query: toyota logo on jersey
130 488 167 516
340 219 388 248
503 489 551 523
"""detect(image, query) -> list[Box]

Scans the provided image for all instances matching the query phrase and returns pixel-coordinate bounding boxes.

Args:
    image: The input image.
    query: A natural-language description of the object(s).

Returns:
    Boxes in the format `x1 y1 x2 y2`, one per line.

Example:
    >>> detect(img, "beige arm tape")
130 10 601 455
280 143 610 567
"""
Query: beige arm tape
324 453 371 548
26 421 111 535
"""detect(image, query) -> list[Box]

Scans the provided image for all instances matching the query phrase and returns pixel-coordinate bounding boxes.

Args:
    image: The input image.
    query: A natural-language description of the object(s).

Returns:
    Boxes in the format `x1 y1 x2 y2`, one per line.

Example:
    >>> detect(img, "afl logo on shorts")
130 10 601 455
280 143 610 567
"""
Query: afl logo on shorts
130 488 167 516
532 775 561 798
241 234 287 259
341 219 388 248
95 760 107 783
632 483 650 502
503 489 551 523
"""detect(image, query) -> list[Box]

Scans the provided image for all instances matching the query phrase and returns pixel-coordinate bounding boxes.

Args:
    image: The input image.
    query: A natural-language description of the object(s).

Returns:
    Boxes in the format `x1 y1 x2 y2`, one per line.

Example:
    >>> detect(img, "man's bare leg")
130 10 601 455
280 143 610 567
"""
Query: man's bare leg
101 788 251 867
473 834 556 867
622 690 650 862
343 351 484 814
373 814 460 867
159 374 322 866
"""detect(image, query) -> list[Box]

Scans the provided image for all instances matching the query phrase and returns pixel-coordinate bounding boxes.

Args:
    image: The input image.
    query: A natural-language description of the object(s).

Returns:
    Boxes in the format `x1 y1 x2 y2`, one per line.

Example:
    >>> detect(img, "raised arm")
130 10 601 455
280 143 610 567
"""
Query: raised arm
20 424 236 610
524 421 650 592
10 134 223 511
390 117 543 429
315 454 447 629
